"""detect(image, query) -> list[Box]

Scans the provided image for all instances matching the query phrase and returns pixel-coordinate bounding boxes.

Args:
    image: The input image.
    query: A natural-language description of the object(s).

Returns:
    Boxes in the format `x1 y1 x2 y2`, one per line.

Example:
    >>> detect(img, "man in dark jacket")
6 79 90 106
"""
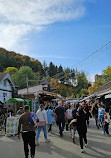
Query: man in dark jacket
54 101 66 137
17 105 35 158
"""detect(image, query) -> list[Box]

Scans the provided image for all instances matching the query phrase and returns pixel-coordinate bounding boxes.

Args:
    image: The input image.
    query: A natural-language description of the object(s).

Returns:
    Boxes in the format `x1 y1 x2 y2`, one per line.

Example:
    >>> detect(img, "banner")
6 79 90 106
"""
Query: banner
6 117 19 136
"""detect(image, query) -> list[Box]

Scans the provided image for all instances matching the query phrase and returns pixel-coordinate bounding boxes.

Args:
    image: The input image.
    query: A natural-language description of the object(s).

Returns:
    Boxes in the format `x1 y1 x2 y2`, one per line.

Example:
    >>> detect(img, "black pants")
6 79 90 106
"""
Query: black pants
66 119 72 131
22 131 35 158
79 133 87 149
57 121 65 133
48 124 52 132
87 118 89 126
105 124 109 134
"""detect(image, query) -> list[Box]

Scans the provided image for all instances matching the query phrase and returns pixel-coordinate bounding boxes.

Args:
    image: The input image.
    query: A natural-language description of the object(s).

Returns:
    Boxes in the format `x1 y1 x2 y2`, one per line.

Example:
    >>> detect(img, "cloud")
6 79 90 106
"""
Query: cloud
31 54 73 59
0 0 86 49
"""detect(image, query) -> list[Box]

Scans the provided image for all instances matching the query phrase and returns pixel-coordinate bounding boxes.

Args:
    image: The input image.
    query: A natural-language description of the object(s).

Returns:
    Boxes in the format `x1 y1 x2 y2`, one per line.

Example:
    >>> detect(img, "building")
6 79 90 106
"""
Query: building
95 74 102 82
18 83 64 112
92 81 111 111
0 72 18 104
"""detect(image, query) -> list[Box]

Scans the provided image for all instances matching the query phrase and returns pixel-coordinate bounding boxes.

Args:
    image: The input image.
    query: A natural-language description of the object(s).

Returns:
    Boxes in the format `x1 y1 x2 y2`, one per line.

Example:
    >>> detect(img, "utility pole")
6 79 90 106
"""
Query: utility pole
26 77 29 94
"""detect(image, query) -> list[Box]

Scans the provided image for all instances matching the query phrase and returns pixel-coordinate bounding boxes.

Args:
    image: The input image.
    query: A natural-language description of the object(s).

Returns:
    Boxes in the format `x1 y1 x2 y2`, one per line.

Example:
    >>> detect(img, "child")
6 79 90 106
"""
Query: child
103 114 110 135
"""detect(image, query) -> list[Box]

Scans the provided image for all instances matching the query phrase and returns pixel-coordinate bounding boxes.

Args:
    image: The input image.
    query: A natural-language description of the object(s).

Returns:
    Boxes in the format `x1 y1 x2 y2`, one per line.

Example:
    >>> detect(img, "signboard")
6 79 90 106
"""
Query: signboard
6 117 19 136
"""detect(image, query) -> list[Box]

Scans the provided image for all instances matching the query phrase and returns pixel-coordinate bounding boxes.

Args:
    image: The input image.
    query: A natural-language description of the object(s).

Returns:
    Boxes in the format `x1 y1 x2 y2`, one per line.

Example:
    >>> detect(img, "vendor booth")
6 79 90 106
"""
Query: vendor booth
6 98 24 136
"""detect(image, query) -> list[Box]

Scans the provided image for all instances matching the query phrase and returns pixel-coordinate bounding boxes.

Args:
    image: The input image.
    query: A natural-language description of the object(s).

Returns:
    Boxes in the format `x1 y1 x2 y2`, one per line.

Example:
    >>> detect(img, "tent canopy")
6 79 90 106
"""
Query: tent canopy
7 98 24 102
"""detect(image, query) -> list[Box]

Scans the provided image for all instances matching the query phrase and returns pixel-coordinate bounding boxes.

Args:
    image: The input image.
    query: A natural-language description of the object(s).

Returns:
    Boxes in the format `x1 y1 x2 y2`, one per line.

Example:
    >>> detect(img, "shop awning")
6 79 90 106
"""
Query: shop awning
7 98 24 102
105 94 111 99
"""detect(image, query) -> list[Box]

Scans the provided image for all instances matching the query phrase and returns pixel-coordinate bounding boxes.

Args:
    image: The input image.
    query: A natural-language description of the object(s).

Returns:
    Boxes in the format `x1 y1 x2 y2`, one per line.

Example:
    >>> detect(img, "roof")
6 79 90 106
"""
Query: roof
0 72 6 82
18 85 43 95
7 98 24 102
93 81 111 96
41 78 49 85
40 90 64 99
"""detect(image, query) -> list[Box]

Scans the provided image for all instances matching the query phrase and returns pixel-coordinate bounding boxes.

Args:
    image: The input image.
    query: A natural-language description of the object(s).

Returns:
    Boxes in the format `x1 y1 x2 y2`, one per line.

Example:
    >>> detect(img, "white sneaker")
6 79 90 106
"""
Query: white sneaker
45 139 50 143
102 131 105 135
81 149 84 153
35 140 39 146
85 143 88 147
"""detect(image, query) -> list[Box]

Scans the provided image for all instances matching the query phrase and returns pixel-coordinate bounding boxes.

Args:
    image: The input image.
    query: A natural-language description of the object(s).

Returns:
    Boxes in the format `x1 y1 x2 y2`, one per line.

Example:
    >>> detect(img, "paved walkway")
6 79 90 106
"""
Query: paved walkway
0 118 111 158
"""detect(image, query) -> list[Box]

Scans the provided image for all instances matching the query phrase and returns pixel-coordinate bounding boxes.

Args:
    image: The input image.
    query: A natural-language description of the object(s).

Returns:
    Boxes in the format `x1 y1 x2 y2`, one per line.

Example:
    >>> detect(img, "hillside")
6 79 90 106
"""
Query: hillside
0 47 42 73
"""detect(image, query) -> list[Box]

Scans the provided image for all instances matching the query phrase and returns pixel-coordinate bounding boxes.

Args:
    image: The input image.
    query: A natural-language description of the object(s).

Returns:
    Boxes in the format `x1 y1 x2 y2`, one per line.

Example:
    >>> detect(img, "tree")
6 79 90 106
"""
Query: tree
4 67 18 77
48 62 56 77
13 66 34 89
102 66 111 82
43 61 48 76
76 72 89 94
79 89 89 97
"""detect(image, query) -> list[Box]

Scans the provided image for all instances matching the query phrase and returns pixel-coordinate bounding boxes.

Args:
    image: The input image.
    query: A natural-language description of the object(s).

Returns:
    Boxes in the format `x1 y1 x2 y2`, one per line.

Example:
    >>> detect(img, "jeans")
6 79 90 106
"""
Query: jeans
22 131 35 158
99 116 104 128
36 125 47 140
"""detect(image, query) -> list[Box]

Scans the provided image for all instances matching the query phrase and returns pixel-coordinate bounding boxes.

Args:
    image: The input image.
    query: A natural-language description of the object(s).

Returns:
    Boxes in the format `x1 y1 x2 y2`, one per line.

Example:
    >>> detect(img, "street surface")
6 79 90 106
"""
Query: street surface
0 118 111 158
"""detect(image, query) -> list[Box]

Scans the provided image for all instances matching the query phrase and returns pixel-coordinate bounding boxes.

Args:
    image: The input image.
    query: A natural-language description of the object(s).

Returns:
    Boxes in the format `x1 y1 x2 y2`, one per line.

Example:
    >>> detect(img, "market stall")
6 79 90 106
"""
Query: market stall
6 98 24 136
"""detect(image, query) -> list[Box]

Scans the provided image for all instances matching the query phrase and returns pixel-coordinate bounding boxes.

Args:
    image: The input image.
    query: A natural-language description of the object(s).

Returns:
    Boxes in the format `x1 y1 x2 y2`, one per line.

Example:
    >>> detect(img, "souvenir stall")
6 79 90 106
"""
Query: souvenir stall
6 98 24 136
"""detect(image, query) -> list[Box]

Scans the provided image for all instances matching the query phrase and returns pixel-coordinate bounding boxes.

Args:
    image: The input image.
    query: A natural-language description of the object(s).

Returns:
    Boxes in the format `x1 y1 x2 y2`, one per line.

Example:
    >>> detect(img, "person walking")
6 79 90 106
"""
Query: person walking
47 106 54 133
71 103 79 143
66 104 73 131
103 114 110 135
17 105 35 158
98 104 106 134
35 104 50 145
82 102 90 127
54 101 66 137
92 102 99 128
76 107 88 153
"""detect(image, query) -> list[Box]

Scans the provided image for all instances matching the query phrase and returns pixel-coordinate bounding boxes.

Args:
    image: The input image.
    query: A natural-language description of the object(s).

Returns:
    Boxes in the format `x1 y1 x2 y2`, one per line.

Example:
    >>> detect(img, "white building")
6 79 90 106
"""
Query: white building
0 72 17 103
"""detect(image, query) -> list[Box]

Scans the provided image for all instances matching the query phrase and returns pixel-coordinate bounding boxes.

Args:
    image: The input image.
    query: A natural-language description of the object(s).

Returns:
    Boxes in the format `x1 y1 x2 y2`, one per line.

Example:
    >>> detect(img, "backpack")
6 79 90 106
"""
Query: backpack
67 109 72 119
29 112 37 125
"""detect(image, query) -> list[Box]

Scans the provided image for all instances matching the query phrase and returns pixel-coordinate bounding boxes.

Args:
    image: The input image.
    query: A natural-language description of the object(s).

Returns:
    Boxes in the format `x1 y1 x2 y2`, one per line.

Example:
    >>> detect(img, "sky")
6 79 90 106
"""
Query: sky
0 0 111 82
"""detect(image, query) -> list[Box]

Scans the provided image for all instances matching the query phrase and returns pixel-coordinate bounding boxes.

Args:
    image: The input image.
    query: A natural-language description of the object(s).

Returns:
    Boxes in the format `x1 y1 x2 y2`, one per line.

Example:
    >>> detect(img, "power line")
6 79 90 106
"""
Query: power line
73 40 111 67
49 40 111 79
78 48 111 69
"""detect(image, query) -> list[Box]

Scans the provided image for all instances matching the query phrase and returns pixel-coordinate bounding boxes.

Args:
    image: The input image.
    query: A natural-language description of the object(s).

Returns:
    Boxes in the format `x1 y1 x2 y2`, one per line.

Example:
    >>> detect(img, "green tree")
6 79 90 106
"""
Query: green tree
79 89 89 97
48 62 56 77
102 66 111 82
13 66 34 89
76 72 90 95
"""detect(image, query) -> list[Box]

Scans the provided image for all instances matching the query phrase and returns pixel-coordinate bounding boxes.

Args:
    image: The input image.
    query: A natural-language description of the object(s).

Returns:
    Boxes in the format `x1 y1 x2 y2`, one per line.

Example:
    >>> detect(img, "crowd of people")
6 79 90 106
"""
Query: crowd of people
17 100 110 158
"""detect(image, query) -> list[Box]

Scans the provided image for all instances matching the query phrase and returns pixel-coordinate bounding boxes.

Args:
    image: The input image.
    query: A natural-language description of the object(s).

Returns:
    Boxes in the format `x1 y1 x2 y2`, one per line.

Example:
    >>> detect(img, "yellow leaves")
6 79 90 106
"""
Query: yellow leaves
4 67 18 77
88 86 95 94
35 72 40 76
88 79 104 94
